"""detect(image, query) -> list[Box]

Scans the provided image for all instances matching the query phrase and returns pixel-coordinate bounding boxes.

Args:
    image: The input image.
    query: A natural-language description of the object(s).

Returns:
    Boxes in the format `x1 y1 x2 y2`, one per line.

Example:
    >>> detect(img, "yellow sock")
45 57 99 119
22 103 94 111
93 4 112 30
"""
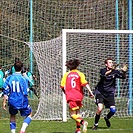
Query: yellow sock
71 114 82 123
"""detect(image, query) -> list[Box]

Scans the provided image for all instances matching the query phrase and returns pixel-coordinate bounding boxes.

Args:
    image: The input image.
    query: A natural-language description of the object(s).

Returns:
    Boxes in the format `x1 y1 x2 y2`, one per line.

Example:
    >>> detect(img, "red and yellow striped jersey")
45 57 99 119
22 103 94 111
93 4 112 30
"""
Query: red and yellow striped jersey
60 69 88 102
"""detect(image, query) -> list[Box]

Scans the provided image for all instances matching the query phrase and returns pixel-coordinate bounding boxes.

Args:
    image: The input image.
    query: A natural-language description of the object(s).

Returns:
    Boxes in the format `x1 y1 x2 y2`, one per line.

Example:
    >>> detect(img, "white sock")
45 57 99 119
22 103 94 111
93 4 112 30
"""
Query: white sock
20 122 28 132
11 129 16 133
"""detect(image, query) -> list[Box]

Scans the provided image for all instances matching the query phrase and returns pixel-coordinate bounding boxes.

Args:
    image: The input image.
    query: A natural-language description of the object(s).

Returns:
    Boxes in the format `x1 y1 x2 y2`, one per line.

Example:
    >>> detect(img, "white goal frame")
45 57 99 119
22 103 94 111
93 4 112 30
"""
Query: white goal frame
62 29 133 122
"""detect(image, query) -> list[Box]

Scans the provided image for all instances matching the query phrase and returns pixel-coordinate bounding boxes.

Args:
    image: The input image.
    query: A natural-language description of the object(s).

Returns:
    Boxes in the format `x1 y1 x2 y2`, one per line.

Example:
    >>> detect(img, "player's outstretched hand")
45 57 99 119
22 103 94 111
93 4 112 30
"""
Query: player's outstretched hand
121 64 128 72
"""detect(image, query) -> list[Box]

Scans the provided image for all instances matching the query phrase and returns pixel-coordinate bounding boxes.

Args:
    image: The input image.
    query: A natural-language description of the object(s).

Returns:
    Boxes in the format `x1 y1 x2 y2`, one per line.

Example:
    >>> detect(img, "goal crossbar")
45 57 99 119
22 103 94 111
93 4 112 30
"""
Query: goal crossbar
62 29 133 34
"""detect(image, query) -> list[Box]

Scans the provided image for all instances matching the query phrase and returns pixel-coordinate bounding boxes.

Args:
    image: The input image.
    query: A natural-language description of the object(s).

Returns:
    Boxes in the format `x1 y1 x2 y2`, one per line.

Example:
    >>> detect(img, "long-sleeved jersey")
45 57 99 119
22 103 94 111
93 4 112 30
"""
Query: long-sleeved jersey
95 68 126 97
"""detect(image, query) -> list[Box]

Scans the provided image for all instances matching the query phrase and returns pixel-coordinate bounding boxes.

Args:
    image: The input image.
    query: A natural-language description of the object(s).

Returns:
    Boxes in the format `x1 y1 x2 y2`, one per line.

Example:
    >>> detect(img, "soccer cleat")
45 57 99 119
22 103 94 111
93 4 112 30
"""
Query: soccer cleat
75 128 81 133
82 121 88 133
92 124 98 130
104 117 111 127
19 131 25 133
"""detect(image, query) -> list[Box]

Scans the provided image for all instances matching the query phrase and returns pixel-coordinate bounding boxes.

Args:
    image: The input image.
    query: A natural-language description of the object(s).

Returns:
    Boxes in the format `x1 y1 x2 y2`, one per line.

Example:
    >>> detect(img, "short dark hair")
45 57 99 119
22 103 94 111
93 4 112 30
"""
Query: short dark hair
104 57 113 64
14 61 23 72
65 59 80 70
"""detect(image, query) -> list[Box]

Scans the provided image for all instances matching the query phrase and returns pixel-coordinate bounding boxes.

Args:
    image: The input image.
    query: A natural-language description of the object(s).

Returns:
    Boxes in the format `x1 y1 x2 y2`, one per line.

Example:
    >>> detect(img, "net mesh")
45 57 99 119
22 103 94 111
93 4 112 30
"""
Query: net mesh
29 31 130 120
0 0 131 120
29 37 63 120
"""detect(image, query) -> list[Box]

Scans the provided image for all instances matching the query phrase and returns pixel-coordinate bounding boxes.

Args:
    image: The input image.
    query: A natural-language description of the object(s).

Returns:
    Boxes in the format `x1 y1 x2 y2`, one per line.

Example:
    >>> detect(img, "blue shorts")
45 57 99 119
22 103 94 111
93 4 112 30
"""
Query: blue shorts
9 105 32 116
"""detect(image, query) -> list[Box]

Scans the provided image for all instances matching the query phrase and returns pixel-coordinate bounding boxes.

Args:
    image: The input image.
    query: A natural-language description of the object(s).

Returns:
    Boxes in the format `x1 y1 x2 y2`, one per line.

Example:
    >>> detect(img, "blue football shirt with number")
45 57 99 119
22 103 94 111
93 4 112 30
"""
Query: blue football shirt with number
3 72 29 109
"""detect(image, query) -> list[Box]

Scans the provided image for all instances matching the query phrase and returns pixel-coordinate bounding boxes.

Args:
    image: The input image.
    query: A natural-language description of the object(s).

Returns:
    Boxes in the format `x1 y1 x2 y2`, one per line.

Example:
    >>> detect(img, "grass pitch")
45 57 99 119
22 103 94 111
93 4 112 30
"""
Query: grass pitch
0 117 132 133
0 96 132 133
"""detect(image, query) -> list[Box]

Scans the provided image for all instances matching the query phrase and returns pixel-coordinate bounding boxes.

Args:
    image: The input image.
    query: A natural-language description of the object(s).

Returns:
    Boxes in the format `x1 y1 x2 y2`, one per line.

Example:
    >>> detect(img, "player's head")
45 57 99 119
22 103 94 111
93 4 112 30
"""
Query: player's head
65 59 80 70
104 57 113 69
14 61 23 72
104 57 113 64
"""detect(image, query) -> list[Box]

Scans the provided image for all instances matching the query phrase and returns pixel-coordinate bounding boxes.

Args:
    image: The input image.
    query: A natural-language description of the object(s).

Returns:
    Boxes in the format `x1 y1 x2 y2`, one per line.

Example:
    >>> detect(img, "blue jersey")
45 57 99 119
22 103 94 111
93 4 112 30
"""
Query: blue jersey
3 72 29 109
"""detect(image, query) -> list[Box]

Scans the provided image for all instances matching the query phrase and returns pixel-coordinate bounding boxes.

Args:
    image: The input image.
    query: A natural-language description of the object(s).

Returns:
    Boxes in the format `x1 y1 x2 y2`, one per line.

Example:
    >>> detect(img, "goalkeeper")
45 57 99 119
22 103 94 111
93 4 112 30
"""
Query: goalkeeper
92 57 127 130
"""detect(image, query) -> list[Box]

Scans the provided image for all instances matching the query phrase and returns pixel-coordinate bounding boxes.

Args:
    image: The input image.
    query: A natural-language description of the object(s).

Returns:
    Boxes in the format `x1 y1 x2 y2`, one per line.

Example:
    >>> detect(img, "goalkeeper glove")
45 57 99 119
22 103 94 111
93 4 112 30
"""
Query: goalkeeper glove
120 64 128 72
112 63 119 70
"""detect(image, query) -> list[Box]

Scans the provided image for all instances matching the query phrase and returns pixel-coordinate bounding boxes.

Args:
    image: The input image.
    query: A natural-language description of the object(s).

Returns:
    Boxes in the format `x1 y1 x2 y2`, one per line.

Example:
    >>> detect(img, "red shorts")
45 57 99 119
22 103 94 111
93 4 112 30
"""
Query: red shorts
68 101 83 110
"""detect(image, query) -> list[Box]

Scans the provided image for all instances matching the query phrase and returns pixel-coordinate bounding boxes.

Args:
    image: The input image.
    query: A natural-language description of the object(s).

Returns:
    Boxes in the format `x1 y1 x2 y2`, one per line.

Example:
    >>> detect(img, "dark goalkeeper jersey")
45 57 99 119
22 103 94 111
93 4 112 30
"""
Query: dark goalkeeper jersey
95 68 126 97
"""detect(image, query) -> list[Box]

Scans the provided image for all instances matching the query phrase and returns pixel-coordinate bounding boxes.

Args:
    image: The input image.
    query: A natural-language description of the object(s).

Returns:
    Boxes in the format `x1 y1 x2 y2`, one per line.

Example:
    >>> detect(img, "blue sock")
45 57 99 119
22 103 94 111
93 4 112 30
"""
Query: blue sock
10 122 16 130
24 116 32 125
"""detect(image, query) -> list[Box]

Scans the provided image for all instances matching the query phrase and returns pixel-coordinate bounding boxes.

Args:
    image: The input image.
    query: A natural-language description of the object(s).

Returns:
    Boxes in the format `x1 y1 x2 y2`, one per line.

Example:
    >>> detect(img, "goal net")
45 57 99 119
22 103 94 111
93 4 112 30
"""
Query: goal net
31 29 132 121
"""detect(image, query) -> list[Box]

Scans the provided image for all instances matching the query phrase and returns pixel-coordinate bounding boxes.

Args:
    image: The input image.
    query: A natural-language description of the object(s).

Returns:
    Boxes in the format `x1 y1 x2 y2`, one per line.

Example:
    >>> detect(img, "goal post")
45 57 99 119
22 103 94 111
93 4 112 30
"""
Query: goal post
62 30 67 122
62 29 132 121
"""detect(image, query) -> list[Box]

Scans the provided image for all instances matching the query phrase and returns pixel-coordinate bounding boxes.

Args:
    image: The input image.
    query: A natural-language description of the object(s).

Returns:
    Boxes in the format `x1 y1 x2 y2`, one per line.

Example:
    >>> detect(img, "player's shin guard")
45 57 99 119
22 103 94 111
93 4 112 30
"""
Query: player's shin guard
107 107 116 119
20 116 32 132
24 116 32 125
71 114 82 123
10 122 16 133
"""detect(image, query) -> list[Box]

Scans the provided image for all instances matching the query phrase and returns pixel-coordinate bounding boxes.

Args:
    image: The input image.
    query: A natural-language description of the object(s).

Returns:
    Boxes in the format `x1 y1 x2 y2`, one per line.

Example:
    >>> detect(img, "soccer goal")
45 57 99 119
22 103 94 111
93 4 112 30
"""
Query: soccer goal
62 29 132 121
32 29 132 121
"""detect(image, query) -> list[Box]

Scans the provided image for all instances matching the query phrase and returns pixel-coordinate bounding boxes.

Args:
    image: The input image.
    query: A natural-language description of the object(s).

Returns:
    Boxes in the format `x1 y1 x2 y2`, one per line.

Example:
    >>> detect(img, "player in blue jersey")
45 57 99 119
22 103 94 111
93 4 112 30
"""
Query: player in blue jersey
2 61 32 133
92 57 127 130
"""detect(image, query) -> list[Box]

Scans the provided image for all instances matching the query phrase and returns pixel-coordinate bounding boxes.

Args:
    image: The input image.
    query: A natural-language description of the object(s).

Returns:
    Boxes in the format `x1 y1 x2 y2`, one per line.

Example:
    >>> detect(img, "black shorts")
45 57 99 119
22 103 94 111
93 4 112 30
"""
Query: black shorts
95 94 115 108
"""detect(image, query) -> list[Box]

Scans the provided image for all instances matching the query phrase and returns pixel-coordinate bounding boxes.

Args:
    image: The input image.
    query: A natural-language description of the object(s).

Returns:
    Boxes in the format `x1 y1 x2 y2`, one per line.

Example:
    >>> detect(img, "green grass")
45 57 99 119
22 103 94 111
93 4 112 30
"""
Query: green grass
0 117 133 133
0 97 132 133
